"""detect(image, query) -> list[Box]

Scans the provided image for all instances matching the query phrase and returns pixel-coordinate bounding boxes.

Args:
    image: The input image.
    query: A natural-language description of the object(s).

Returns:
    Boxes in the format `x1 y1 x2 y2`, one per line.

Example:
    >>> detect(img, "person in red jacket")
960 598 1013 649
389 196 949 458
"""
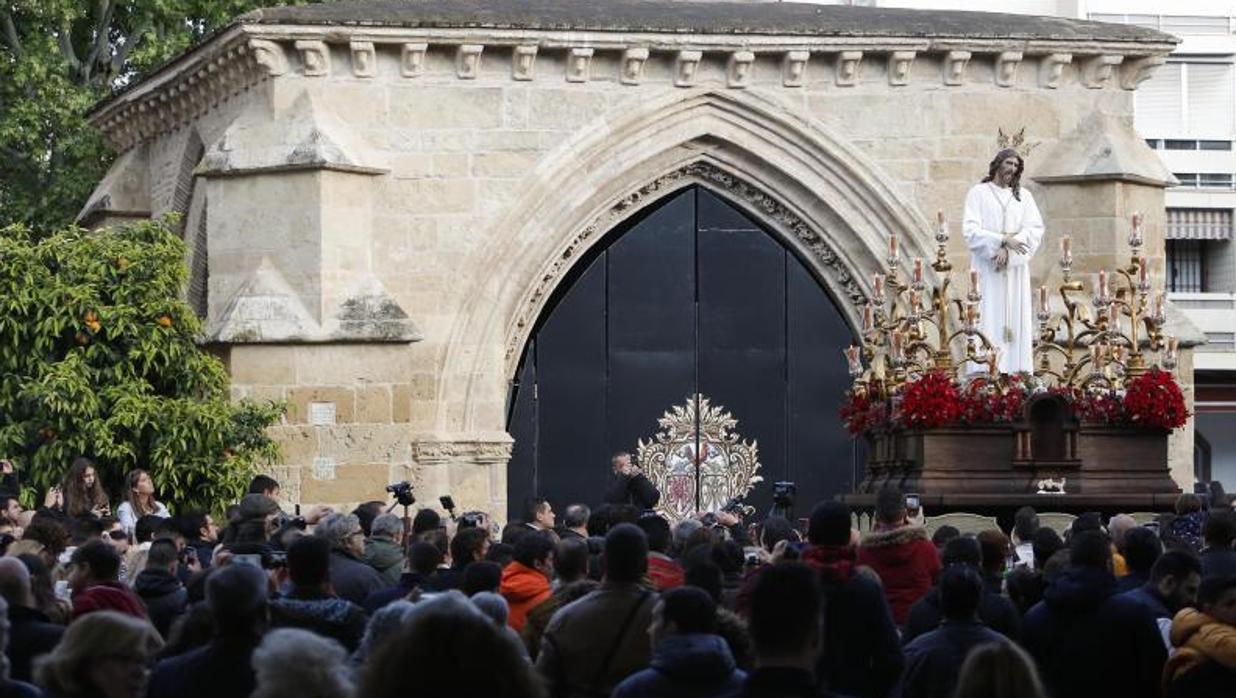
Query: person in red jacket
637 513 684 591
68 539 148 620
857 486 941 626
500 532 554 631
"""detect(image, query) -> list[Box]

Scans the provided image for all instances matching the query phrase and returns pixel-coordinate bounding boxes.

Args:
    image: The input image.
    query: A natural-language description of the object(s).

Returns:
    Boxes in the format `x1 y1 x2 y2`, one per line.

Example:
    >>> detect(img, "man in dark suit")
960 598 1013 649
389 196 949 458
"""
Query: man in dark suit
604 452 660 510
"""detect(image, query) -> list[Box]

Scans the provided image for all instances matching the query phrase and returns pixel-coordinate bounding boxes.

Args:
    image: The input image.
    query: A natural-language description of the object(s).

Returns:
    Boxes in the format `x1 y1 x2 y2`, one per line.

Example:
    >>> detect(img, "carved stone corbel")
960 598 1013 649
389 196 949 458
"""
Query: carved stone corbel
1039 53 1072 89
1081 54 1124 89
1120 55 1167 91
621 48 650 85
835 51 863 86
943 50 971 86
782 50 809 87
513 45 537 81
567 47 594 83
401 43 428 78
457 44 484 79
995 51 1023 87
887 51 915 86
294 40 331 77
248 39 288 77
727 51 755 88
675 50 703 87
350 41 377 78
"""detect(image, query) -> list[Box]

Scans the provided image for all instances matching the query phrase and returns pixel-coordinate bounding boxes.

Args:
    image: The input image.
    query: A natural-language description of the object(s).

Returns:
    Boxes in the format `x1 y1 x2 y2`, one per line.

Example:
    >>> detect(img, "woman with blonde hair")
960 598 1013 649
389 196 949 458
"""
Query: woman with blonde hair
35 611 162 698
58 458 110 520
115 470 169 534
953 641 1045 698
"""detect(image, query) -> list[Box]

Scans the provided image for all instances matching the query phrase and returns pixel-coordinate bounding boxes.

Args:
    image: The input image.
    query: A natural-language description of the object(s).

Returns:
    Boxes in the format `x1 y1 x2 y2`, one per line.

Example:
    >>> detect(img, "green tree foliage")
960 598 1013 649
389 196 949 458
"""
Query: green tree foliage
0 217 282 511
0 1 318 229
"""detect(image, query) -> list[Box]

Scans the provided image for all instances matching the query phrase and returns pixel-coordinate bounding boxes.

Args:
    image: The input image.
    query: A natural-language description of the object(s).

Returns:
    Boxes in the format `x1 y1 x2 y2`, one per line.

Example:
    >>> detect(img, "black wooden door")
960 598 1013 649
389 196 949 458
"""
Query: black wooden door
506 187 857 521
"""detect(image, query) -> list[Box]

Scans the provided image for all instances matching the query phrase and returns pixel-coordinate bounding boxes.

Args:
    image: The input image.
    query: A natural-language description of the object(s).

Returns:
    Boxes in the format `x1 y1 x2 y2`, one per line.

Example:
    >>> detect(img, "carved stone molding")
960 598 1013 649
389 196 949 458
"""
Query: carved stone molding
513 45 537 81
567 47 594 83
1039 52 1072 89
621 47 650 85
888 51 915 86
1081 54 1124 89
350 41 377 78
401 43 427 77
457 44 483 79
1120 55 1166 91
782 50 810 87
504 161 863 366
249 39 288 76
413 440 514 466
295 40 330 77
995 51 1022 87
943 50 971 86
675 50 703 87
835 51 863 86
727 51 755 88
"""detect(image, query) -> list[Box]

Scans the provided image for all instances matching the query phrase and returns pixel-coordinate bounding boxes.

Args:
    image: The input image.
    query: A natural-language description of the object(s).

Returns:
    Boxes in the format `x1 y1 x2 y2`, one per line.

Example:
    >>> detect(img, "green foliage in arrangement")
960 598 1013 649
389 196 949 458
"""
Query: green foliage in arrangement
0 218 283 511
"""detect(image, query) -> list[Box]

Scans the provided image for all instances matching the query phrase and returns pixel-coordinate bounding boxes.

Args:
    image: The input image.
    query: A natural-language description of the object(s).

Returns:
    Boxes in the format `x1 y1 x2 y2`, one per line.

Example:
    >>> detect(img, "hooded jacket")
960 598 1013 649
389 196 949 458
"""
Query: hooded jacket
269 588 367 652
1163 608 1236 697
71 581 148 621
903 579 1021 644
647 553 685 591
612 634 746 698
856 525 941 625
899 620 1006 698
363 536 405 587
1023 565 1166 698
500 561 552 632
133 567 188 638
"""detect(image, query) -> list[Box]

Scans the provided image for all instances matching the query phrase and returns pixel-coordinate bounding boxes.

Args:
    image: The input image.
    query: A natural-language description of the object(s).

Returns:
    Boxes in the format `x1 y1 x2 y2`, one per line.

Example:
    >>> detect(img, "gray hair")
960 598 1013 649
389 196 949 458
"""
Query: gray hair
354 600 415 665
314 513 362 550
563 504 591 530
370 512 404 540
470 591 509 627
252 629 354 698
672 519 704 549
405 589 485 626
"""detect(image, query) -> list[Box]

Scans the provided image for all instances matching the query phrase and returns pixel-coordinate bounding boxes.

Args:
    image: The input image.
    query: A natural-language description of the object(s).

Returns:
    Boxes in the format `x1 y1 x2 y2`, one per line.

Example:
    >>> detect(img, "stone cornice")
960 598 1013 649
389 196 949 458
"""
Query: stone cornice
89 23 1175 154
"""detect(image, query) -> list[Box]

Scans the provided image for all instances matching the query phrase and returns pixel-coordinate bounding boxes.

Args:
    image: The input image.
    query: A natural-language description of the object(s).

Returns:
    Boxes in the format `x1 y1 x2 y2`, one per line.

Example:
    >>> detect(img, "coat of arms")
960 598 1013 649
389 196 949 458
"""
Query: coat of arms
637 394 763 523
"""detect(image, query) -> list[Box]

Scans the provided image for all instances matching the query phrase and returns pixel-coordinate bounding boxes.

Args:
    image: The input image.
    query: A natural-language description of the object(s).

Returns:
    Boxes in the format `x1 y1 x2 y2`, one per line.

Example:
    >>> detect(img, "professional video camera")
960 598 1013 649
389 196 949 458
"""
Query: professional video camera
386 480 416 507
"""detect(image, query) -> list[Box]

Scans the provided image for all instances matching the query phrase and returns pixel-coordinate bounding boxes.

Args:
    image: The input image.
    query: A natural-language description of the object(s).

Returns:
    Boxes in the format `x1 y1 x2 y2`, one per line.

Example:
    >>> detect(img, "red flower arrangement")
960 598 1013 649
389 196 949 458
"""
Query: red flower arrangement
839 389 888 435
1074 389 1124 424
899 371 964 429
961 375 1028 424
1123 368 1190 431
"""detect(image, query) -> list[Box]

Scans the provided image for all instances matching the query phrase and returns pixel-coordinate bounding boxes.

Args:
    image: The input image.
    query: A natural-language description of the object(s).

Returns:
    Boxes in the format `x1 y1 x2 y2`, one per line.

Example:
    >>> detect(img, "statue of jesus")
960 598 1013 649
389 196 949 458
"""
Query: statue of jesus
962 148 1045 374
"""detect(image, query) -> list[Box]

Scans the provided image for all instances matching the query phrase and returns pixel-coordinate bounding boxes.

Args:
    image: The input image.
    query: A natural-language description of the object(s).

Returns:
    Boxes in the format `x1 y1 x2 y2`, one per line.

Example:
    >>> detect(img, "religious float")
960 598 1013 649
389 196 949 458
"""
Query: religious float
840 211 1189 518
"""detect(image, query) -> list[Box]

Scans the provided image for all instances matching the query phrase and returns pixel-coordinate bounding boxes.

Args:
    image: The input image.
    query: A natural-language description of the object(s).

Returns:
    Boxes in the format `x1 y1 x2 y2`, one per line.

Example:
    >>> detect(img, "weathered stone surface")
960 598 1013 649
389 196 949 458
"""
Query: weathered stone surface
286 387 356 424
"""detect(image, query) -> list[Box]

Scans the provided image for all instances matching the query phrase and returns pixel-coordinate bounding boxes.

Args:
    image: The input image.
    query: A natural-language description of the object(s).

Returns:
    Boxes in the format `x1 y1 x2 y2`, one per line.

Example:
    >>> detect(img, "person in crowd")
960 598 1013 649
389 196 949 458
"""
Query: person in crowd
899 565 1008 698
115 469 170 534
434 526 490 591
0 597 39 697
857 486 941 625
363 541 442 613
363 512 405 586
931 525 960 553
537 523 656 697
903 536 1020 643
177 510 218 568
22 518 68 569
464 560 504 596
0 557 63 684
1011 507 1038 568
59 457 111 520
613 585 745 698
221 493 281 552
522 497 556 532
359 591 543 698
638 513 684 591
1164 574 1236 696
523 537 598 660
1168 493 1207 551
1006 527 1064 616
952 641 1046 698
975 529 1011 594
1200 509 1236 580
1115 526 1163 592
147 564 269 698
471 592 532 660
559 504 591 541
501 532 554 632
411 509 442 538
604 452 660 510
133 539 188 639
248 475 281 500
1022 530 1167 698
35 611 162 698
351 501 385 538
67 539 146 620
672 518 704 556
14 554 70 625
251 628 354 698
0 496 23 537
350 600 414 670
1108 513 1138 577
1122 550 1202 647
269 535 367 652
314 513 386 606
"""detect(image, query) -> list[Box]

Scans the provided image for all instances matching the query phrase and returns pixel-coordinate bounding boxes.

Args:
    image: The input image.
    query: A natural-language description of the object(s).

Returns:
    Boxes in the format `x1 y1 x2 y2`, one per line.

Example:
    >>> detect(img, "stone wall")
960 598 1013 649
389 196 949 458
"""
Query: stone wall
84 19 1185 514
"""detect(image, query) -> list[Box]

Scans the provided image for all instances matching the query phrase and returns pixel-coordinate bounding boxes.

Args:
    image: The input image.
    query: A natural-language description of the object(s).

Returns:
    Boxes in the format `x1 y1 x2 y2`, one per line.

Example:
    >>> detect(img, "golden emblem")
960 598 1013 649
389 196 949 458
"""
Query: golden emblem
637 394 763 523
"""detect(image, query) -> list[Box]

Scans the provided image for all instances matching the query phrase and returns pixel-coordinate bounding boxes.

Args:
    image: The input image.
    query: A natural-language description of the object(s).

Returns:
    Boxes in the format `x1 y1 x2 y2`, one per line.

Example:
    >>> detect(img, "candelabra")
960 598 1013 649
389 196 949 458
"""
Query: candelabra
1033 213 1178 393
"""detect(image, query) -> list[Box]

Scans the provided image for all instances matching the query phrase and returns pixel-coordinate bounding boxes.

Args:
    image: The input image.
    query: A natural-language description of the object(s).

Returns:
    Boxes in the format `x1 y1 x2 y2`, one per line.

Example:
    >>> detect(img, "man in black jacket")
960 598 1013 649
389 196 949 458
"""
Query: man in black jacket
0 558 62 683
147 563 268 698
603 452 660 510
314 512 386 606
1200 510 1236 580
269 535 367 652
903 537 1021 644
133 539 189 639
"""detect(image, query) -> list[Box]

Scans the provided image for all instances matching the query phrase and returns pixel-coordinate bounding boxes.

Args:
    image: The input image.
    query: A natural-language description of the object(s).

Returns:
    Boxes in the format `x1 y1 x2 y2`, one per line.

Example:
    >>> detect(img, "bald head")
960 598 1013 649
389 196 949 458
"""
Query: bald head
0 557 32 607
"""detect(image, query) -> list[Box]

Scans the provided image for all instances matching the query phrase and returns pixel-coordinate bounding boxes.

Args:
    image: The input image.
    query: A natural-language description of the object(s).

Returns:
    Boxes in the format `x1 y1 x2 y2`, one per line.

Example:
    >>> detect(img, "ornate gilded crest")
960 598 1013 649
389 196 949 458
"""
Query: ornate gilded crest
637 394 763 523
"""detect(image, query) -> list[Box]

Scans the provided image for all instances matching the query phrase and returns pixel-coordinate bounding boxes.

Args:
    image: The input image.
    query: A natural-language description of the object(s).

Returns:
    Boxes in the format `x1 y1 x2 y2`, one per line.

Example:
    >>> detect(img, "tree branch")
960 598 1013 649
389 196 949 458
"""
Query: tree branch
81 0 116 85
58 20 81 78
111 20 151 78
0 11 21 56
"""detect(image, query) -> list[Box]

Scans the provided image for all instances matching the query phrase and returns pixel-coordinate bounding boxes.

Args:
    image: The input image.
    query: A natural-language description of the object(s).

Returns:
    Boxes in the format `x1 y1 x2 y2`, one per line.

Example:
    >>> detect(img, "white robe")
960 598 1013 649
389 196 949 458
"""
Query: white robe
962 182 1045 374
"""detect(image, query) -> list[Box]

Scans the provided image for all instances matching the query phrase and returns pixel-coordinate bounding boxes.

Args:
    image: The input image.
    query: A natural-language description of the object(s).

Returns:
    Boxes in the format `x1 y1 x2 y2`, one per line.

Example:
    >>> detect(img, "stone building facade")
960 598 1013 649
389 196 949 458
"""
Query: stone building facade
82 0 1191 514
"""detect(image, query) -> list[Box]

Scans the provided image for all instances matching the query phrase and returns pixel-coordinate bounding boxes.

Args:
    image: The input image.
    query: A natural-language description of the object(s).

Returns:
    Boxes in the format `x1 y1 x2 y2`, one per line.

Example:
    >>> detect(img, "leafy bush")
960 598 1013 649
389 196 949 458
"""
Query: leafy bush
0 218 282 511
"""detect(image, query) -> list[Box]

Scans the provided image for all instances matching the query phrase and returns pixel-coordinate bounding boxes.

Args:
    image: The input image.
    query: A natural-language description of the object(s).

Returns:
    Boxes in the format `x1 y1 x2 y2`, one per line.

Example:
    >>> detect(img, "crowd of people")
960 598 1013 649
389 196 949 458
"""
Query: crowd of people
0 454 1232 697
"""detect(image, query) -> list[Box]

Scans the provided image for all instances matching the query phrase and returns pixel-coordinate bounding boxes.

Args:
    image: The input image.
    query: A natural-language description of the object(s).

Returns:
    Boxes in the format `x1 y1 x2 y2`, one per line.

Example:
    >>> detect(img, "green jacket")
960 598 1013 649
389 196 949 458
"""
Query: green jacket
364 536 404 587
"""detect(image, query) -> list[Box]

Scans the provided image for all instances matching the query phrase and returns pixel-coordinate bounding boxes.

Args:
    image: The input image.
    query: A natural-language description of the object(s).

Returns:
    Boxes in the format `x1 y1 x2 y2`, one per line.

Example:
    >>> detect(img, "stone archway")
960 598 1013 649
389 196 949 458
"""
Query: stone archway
436 87 937 442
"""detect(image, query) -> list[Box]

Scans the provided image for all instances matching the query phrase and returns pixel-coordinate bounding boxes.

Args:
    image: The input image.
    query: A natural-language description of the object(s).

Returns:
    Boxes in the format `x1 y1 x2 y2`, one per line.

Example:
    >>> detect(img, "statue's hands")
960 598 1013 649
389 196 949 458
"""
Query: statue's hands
1008 238 1029 255
994 248 1009 270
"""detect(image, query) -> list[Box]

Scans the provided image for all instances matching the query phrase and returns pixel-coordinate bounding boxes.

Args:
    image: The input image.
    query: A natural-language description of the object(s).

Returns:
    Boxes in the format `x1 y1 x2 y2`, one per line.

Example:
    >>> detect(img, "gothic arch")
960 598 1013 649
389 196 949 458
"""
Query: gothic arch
436 87 936 436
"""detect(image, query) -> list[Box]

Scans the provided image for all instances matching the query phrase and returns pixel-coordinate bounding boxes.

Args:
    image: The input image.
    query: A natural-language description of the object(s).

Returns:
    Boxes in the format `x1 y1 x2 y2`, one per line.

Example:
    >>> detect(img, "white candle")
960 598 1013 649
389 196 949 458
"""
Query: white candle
1061 236 1071 258
891 330 904 358
845 345 863 374
1138 257 1148 286
937 210 945 227
1098 270 1108 301
1090 344 1104 368
913 258 923 285
1130 212 1144 246
874 273 885 301
889 234 899 262
1039 285 1048 312
863 303 874 331
969 269 980 294
910 289 922 313
965 304 977 329
1167 336 1179 361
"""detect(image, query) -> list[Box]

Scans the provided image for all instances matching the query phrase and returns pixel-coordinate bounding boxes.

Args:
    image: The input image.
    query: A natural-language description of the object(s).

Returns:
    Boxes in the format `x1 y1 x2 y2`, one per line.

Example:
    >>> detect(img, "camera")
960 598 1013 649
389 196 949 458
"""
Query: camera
721 497 746 515
439 495 457 520
773 481 797 508
386 480 416 507
459 511 486 529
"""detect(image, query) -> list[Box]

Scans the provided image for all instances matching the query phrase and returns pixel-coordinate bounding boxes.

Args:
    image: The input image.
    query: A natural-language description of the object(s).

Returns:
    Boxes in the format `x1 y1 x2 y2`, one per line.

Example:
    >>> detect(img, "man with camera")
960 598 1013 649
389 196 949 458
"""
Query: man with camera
604 452 660 510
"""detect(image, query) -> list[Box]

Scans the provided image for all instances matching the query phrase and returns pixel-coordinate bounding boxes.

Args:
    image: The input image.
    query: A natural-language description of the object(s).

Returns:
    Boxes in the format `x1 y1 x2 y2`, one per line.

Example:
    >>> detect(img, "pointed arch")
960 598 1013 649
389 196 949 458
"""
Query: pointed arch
436 87 935 436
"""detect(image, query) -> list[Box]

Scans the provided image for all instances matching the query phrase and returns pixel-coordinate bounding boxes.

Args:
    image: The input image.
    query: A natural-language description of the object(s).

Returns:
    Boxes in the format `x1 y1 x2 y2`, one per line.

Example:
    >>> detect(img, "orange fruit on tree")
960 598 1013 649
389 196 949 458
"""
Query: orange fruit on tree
157 315 173 328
